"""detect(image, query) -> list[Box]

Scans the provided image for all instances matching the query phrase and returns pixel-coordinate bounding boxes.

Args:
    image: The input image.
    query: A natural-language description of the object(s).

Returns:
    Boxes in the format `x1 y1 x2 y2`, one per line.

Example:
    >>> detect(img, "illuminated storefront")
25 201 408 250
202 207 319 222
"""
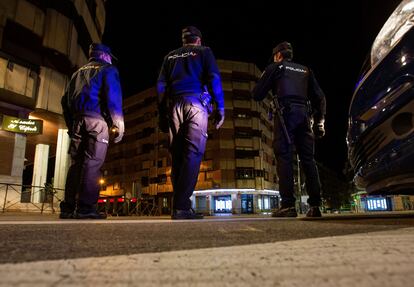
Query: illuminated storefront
192 189 280 215
366 197 390 211
214 195 232 213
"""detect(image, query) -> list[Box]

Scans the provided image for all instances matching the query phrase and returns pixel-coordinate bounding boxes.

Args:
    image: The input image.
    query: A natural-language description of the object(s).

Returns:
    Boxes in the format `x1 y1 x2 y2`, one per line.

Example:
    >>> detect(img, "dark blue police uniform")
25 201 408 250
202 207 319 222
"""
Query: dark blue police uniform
253 43 326 214
157 27 224 218
61 43 124 218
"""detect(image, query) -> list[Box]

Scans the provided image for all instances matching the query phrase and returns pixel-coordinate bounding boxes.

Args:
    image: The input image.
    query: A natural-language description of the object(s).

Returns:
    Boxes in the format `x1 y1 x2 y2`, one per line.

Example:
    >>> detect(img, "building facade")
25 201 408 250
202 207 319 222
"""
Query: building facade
0 0 106 211
103 60 280 215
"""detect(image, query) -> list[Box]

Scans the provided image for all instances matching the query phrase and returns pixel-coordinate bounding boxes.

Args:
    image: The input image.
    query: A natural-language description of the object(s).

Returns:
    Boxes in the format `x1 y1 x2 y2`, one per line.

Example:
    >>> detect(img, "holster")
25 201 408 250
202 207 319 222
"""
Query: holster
200 91 213 114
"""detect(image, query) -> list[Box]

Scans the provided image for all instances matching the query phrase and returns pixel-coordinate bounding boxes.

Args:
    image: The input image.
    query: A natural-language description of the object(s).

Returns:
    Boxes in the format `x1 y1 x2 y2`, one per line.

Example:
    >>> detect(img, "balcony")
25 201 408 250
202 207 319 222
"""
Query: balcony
0 57 38 109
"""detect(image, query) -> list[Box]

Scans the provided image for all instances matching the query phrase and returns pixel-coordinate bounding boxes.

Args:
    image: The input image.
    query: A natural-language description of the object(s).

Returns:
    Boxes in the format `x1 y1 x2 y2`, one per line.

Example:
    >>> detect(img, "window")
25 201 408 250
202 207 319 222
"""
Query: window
233 108 252 119
206 171 214 180
214 195 232 213
142 144 154 153
158 174 167 184
236 168 255 179
232 89 251 100
196 196 207 211
141 177 149 187
43 10 71 55
234 128 261 139
15 0 44 36
144 127 155 136
270 196 279 209
241 194 254 214
144 112 154 121
112 167 122 175
158 140 168 148
135 131 143 140
263 196 270 210
235 130 250 138
255 170 264 177
144 97 156 105
235 149 259 159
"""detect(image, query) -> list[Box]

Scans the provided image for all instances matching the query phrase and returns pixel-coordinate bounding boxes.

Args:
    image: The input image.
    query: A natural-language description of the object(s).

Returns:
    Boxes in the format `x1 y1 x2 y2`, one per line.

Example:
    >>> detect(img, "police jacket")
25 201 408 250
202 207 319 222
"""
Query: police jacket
61 58 123 128
157 45 224 110
253 60 326 120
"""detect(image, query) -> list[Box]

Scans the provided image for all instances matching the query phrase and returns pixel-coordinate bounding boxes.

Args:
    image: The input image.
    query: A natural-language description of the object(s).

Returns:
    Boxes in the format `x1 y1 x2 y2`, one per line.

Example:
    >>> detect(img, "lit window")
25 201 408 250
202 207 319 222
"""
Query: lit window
225 200 232 210
264 197 270 209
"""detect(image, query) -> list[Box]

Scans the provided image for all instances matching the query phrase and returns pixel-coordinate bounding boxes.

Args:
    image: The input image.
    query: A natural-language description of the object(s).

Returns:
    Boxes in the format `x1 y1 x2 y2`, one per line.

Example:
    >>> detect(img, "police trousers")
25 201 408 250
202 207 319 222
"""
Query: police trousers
62 116 109 212
274 104 322 208
168 94 209 210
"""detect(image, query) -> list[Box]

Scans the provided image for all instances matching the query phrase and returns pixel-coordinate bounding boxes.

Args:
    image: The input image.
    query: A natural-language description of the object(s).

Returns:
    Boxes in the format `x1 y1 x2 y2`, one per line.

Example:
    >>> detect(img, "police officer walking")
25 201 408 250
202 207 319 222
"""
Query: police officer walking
157 26 225 219
253 42 326 217
60 43 124 219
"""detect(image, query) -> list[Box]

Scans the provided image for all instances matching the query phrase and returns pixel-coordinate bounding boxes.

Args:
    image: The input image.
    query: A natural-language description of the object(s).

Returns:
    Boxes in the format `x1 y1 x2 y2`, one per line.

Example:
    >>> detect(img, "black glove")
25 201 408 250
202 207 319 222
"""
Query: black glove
313 118 325 138
66 121 74 138
111 120 124 143
213 108 225 129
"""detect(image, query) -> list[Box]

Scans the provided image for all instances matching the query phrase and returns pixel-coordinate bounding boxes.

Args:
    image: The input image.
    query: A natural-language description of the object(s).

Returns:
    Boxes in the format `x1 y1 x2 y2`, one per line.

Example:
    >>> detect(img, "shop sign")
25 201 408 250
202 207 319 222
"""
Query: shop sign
1 115 43 134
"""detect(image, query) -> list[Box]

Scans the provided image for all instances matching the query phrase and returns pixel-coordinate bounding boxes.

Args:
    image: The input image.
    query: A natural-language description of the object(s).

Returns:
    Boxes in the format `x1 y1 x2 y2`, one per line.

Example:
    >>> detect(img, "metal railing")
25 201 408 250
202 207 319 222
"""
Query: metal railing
0 183 64 214
1 183 292 216
97 198 162 216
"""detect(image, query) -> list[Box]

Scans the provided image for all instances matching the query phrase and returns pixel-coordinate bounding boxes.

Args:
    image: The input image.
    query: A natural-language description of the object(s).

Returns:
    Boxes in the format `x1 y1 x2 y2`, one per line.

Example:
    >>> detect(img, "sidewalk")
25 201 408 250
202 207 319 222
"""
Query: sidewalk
1 227 413 286
1 210 414 221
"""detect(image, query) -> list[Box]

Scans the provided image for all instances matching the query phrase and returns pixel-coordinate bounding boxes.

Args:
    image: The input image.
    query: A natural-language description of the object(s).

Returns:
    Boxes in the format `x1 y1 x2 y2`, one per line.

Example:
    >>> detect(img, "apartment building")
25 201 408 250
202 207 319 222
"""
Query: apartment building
103 60 280 215
0 0 106 210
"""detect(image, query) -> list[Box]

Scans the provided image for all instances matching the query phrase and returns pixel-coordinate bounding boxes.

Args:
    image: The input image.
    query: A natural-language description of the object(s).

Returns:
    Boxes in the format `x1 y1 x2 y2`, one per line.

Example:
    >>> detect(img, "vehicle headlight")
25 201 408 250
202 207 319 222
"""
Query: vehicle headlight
371 0 414 66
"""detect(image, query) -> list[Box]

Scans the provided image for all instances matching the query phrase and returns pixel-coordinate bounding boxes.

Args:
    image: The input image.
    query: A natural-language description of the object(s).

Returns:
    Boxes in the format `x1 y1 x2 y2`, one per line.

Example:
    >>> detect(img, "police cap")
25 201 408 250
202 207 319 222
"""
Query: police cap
89 43 118 61
182 26 202 39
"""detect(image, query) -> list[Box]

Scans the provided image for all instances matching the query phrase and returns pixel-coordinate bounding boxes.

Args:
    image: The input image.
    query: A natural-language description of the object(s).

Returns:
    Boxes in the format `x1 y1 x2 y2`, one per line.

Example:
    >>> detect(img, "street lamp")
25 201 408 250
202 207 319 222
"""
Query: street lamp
99 178 105 191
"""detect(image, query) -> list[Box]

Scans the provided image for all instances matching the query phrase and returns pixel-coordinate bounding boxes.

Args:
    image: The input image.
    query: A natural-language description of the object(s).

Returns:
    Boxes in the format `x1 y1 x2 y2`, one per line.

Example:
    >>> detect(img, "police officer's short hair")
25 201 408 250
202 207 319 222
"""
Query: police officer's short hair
273 41 293 60
182 26 202 44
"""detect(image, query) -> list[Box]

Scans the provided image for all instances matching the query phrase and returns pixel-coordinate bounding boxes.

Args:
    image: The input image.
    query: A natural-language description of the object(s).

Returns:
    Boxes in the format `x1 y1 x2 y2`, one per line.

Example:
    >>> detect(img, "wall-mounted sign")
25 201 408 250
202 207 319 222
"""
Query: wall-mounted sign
1 115 43 134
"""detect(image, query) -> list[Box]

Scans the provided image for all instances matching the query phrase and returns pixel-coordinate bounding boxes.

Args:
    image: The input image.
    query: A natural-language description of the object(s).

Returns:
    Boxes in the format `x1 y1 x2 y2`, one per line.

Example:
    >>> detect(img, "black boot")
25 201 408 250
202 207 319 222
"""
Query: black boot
59 201 75 219
76 206 107 219
75 211 107 219
171 209 204 220
271 206 297 217
306 206 322 218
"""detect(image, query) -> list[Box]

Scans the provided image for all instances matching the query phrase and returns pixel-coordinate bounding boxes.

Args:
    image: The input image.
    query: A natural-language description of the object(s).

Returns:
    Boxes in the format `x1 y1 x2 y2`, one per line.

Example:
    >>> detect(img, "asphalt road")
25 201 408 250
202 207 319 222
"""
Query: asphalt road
1 213 414 264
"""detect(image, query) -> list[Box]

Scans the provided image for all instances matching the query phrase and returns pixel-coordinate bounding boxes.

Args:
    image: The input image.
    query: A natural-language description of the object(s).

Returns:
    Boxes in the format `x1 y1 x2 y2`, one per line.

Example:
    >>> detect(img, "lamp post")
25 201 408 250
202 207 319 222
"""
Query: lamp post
99 178 105 191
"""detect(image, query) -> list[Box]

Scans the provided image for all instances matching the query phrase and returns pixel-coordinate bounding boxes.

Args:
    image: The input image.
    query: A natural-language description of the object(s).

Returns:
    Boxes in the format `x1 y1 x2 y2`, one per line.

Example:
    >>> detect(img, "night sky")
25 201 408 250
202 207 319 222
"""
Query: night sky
103 0 402 175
